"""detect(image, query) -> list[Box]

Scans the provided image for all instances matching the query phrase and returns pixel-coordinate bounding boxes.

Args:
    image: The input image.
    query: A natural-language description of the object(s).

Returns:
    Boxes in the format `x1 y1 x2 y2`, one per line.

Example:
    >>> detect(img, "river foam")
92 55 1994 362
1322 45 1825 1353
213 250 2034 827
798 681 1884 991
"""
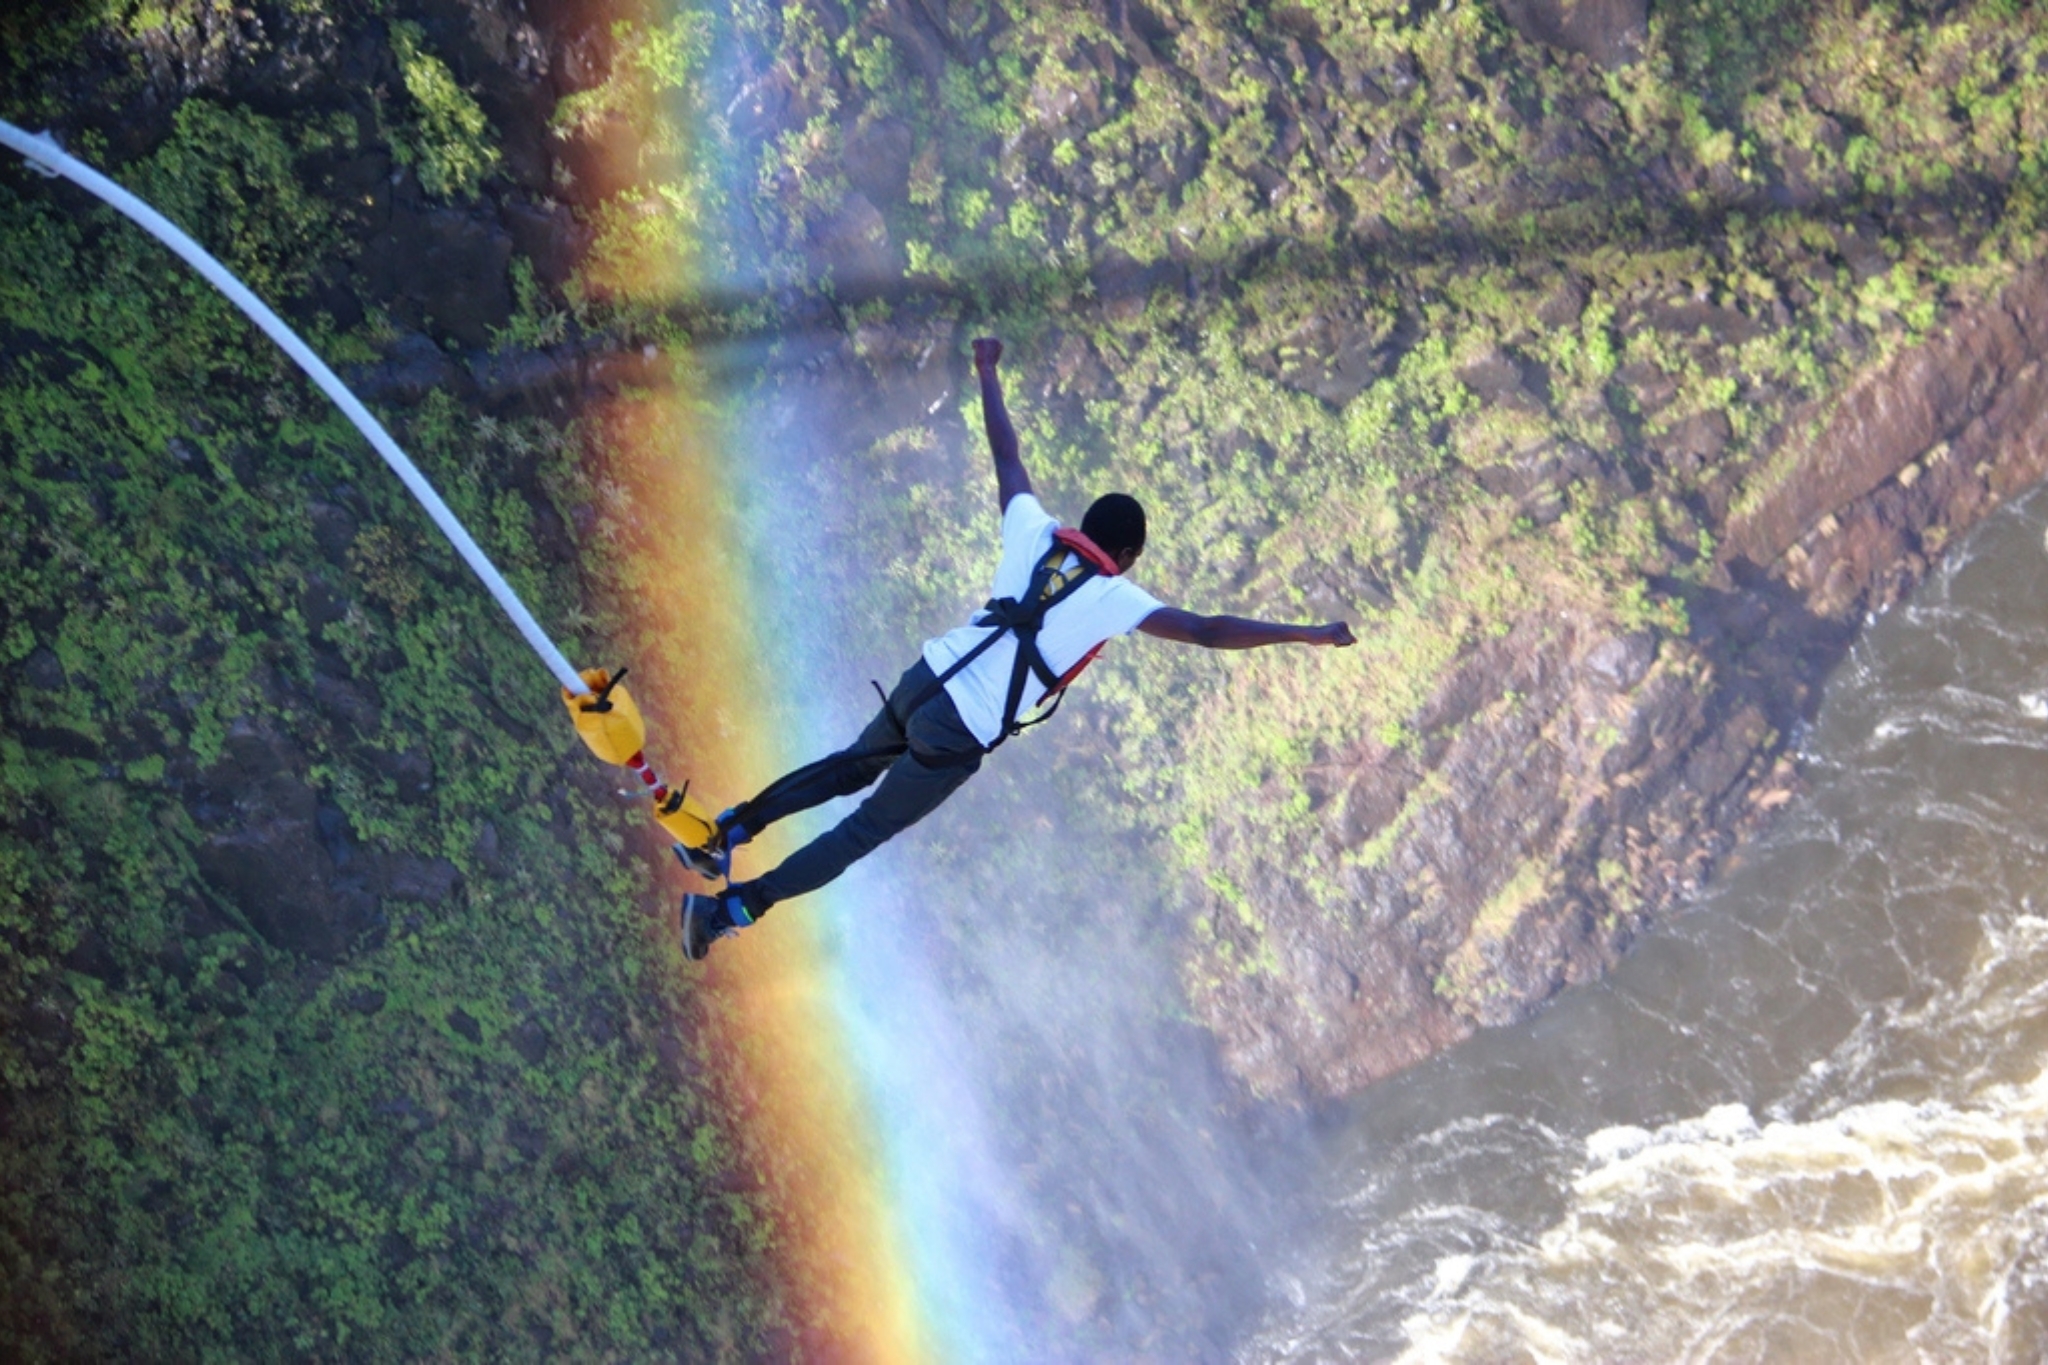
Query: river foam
1398 968 2048 1361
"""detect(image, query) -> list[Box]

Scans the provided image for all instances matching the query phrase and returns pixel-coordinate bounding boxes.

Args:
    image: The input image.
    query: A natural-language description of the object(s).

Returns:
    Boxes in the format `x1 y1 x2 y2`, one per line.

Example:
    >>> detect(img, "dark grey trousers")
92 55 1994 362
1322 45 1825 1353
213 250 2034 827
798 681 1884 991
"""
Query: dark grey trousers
734 659 983 915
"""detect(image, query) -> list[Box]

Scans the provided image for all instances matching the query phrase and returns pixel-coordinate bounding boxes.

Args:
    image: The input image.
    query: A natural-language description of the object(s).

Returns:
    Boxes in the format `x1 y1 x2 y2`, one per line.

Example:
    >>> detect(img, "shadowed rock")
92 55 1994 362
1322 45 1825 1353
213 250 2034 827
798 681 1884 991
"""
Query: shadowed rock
191 717 460 961
810 191 901 290
359 206 514 349
845 117 915 210
1495 0 1648 69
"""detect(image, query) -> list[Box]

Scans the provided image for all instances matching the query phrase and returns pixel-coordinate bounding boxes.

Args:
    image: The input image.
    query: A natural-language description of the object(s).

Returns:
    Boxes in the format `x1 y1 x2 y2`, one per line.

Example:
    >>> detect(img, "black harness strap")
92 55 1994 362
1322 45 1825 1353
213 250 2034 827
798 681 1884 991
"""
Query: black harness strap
905 543 1099 759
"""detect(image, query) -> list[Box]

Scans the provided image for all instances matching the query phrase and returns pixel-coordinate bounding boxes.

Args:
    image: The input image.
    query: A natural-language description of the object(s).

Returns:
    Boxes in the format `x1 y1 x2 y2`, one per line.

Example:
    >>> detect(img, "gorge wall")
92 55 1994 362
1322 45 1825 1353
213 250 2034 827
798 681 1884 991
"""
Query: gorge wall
1206 258 2048 1098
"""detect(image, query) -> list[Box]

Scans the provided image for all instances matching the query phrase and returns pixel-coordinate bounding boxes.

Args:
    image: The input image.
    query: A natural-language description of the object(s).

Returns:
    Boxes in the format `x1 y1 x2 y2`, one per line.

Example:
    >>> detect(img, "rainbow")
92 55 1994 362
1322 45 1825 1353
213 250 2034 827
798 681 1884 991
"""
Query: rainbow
586 385 937 1361
568 8 939 1356
563 5 1139 1352
4 0 1090 1350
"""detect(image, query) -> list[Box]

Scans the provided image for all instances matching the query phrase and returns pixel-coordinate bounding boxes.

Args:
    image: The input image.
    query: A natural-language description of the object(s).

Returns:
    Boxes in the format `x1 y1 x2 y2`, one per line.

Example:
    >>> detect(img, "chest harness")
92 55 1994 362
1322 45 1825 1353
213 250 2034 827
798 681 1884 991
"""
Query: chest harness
906 526 1122 754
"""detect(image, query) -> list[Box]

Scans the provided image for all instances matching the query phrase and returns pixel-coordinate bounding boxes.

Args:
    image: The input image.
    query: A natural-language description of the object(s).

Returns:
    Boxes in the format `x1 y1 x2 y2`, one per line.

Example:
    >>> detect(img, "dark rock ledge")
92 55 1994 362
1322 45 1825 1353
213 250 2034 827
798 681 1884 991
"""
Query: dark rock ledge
1202 263 2048 1100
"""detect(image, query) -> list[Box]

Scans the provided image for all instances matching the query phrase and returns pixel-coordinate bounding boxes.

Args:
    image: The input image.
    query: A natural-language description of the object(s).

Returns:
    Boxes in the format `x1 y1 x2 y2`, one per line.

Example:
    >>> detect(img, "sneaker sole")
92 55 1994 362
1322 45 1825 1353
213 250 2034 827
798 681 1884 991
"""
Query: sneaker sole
672 841 729 880
680 893 716 960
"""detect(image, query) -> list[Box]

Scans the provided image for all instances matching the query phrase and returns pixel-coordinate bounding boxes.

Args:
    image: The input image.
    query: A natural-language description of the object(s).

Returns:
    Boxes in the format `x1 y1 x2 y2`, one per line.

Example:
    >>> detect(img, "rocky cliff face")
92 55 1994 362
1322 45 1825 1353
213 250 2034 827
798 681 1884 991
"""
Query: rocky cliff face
1206 261 2048 1097
8 0 2047 1351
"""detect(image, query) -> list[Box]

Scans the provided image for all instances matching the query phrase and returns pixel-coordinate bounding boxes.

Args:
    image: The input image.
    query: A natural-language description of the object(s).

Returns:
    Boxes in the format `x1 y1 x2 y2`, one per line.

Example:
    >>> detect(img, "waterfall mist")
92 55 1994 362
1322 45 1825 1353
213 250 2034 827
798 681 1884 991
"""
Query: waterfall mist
709 333 1319 1360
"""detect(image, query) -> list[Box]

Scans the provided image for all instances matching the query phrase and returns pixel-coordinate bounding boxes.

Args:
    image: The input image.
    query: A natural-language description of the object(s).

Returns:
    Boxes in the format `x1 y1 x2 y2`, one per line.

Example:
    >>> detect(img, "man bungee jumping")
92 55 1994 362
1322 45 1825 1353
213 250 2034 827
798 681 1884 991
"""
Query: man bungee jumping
678 337 1356 959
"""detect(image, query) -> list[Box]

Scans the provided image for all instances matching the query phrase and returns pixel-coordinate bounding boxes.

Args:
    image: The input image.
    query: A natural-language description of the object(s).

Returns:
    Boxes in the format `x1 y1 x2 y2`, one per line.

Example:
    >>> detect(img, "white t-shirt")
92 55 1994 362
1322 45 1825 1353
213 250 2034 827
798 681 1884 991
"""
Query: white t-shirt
922 494 1163 746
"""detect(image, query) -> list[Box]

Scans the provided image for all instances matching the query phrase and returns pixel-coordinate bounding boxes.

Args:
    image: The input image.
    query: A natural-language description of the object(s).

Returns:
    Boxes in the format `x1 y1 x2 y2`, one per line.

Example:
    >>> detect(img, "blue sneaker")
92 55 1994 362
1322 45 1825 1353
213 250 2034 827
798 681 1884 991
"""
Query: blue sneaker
672 809 748 881
681 890 751 961
672 840 728 880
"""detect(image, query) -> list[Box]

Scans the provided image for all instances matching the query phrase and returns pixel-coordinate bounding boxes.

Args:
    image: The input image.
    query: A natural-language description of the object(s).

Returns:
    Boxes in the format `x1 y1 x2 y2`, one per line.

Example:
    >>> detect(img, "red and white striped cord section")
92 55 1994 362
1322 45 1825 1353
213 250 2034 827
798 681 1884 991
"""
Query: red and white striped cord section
624 750 677 807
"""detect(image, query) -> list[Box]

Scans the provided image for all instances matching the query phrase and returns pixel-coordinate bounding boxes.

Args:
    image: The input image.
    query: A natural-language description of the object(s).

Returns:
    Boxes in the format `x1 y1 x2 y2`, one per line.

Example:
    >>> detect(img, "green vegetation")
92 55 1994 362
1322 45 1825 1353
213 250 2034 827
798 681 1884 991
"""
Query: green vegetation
0 6 783 1359
387 20 500 200
553 10 730 310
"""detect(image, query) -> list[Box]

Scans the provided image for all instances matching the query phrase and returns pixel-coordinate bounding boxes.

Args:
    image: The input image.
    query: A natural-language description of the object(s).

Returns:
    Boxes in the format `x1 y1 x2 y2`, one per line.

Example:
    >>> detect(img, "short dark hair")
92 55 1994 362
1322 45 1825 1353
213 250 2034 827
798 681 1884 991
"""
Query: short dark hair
1081 492 1147 559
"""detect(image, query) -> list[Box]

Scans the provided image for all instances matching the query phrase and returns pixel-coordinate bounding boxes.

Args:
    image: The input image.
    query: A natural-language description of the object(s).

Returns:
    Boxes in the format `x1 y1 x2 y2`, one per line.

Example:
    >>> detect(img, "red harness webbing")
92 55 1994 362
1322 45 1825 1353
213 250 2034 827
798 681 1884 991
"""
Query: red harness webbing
1043 527 1121 693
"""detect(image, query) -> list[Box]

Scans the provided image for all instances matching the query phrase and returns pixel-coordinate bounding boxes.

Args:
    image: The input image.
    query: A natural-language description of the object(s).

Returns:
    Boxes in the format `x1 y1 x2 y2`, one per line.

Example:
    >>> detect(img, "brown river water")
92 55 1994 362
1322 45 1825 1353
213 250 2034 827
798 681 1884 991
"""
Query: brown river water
1249 486 2048 1362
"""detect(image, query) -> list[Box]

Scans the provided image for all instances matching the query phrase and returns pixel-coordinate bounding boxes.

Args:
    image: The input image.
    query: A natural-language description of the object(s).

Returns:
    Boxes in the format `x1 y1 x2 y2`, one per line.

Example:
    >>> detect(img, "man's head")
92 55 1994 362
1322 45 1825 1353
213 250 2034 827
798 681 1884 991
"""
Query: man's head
1081 493 1147 572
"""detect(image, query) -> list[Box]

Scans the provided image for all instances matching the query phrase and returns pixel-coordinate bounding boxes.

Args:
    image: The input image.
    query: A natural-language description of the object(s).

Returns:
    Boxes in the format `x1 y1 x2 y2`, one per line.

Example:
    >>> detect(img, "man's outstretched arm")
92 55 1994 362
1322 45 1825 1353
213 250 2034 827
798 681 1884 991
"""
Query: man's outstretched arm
1138 608 1356 650
973 337 1033 511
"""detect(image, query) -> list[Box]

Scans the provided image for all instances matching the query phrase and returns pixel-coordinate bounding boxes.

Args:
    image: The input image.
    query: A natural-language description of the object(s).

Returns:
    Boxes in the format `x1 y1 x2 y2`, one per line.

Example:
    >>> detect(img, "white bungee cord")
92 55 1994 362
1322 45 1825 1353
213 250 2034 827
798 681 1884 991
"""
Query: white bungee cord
0 118 593 697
